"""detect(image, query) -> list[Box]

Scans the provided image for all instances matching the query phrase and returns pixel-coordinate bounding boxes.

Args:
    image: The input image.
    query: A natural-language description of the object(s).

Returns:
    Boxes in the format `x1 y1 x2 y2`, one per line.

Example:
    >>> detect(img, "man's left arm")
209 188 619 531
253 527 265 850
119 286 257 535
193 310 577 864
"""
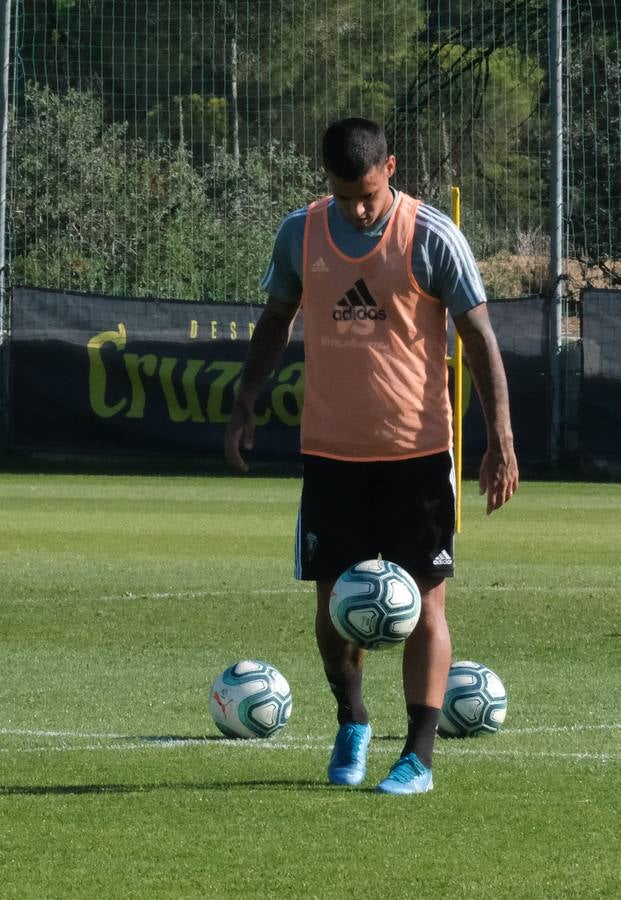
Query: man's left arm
454 304 519 514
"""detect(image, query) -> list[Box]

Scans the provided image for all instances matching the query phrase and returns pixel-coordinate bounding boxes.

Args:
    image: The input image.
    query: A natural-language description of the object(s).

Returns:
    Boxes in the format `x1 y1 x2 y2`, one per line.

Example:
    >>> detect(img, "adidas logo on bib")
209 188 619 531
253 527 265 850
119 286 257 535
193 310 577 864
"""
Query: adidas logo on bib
332 279 387 322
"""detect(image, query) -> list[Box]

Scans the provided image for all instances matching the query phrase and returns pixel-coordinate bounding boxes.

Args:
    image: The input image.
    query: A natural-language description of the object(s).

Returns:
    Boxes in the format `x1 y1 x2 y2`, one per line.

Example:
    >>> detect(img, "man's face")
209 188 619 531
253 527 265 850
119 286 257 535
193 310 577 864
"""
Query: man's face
328 155 396 230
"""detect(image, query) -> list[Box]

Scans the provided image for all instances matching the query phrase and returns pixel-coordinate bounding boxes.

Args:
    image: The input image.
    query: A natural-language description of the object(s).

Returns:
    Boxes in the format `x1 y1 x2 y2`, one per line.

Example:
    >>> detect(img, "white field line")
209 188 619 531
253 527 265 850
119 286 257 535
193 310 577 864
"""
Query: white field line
99 586 313 602
97 585 620 601
0 724 619 763
0 728 128 739
2 723 619 741
503 723 621 735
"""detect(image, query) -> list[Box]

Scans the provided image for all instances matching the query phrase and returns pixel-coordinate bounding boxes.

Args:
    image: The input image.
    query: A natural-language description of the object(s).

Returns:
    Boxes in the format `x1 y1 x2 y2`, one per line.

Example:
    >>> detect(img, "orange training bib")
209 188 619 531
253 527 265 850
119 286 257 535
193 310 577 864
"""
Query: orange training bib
300 192 452 461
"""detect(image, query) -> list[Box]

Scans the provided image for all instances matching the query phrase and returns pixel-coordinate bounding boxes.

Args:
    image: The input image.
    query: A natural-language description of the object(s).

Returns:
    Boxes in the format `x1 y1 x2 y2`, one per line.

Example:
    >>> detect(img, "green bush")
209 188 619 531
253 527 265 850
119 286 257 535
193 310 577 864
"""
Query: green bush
10 85 317 301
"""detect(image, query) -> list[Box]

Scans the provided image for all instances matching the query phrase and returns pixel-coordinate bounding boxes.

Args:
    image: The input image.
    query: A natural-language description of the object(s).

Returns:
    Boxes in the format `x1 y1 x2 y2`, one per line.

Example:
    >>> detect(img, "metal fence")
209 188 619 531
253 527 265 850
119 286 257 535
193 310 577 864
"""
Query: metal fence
2 1 620 303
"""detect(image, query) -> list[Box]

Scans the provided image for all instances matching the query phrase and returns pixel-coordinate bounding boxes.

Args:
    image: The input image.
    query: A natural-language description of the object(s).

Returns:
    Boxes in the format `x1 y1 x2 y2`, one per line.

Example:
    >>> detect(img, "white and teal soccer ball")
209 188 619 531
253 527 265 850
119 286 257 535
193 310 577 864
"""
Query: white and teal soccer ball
209 660 292 739
438 660 508 738
329 559 421 650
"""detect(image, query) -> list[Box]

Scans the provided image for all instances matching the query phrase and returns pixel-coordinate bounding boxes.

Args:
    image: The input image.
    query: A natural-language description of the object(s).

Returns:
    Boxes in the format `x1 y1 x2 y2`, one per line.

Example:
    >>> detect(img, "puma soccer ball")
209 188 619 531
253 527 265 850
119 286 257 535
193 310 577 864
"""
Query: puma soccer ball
329 558 421 650
438 660 508 738
209 659 292 739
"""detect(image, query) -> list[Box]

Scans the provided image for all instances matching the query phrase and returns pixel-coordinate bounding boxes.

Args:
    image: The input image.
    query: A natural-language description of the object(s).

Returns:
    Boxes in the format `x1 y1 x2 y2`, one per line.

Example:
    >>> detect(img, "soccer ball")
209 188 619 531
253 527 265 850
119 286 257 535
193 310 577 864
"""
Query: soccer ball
438 660 508 738
329 558 421 650
209 659 292 739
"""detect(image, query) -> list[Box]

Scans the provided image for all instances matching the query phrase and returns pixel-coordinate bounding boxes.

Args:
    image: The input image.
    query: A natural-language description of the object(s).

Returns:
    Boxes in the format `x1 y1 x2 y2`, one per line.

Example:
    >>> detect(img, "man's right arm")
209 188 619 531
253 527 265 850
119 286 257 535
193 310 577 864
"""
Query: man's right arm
224 296 300 472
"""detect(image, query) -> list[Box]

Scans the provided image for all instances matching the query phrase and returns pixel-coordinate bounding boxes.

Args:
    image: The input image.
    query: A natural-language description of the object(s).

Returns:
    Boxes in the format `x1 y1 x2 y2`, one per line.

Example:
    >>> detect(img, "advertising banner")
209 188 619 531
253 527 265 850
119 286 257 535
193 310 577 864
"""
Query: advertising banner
10 287 550 466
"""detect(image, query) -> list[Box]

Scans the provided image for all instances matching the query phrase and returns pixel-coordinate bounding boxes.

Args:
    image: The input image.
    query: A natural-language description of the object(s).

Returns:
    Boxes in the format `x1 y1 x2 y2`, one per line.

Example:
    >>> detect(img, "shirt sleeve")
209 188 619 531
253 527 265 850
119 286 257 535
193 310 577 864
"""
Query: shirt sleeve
412 204 487 318
260 208 306 303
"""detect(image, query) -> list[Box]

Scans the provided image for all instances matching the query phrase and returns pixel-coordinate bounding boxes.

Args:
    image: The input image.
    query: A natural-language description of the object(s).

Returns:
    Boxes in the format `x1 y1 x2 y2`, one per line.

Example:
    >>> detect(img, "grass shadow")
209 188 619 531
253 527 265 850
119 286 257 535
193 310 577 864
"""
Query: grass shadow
0 778 341 797
0 449 303 479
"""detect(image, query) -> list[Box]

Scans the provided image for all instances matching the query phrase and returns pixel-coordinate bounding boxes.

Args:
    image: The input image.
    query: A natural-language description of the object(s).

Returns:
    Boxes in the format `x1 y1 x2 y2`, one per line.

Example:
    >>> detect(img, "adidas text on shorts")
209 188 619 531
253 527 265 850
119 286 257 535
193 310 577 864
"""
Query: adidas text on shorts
294 452 455 581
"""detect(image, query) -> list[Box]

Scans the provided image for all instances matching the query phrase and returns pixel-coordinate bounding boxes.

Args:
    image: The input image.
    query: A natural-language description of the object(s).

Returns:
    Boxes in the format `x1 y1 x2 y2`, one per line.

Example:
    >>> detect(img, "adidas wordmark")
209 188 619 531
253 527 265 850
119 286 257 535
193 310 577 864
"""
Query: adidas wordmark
332 278 387 321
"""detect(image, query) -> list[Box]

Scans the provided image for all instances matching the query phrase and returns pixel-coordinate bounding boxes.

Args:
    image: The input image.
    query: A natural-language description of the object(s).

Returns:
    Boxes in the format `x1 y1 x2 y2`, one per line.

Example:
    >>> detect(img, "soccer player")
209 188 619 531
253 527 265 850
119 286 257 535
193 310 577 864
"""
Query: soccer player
224 118 519 795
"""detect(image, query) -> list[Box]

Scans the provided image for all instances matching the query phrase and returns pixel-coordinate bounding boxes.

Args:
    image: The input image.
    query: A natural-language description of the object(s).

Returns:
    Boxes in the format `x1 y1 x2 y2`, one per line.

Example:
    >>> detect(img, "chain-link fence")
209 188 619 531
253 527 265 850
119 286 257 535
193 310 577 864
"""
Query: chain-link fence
4 0 621 303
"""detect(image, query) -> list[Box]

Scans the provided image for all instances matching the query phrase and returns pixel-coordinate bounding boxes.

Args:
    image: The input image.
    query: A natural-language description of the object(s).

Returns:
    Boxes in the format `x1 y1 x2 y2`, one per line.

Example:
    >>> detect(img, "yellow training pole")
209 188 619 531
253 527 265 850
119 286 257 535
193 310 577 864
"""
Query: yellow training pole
451 187 463 534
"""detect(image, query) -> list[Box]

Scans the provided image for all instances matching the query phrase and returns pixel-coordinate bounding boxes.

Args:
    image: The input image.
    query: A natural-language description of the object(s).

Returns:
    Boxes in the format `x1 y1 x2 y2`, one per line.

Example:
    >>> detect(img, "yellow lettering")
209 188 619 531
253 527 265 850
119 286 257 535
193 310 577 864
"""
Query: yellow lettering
271 362 304 426
123 353 158 418
252 394 271 427
159 358 207 422
189 320 199 339
230 321 237 340
87 324 127 418
205 361 245 423
248 322 255 338
211 320 218 339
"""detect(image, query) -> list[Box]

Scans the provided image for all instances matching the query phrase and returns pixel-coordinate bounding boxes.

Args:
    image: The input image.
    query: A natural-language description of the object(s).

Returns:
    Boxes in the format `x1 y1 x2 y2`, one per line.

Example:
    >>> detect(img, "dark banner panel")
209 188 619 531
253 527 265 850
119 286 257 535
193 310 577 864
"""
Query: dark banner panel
452 296 550 466
581 289 621 473
10 288 304 456
10 287 550 466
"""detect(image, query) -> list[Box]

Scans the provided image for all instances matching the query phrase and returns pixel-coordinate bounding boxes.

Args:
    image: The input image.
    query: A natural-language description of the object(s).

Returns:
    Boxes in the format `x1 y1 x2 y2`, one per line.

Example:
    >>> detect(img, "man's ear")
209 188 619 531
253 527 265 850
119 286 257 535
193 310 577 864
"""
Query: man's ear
385 155 397 179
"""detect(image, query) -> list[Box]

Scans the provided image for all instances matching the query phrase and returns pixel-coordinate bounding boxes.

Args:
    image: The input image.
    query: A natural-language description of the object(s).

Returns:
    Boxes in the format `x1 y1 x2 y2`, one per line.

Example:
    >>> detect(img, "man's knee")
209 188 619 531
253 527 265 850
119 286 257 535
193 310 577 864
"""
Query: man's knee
416 578 447 632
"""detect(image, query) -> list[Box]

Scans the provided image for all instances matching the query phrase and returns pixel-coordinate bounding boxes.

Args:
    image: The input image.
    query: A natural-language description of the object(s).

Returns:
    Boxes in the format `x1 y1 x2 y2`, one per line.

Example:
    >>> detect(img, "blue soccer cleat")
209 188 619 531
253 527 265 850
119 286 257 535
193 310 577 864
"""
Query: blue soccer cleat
327 722 372 786
375 752 433 795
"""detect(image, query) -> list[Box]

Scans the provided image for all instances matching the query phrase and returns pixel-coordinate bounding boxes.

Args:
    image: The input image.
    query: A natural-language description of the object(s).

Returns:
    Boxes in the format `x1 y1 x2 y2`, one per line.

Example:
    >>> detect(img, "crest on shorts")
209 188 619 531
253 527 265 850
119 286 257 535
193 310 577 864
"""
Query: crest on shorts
306 531 319 562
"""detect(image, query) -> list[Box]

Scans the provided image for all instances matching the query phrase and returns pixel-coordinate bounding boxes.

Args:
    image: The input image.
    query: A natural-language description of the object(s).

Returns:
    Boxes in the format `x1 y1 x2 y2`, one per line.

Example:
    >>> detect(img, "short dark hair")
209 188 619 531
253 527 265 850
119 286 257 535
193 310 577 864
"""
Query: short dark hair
322 118 388 180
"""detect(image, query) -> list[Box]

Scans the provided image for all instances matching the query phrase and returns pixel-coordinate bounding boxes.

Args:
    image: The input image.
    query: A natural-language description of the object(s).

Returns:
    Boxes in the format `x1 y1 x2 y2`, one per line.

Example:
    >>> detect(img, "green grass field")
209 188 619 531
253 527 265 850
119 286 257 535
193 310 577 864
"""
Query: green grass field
0 472 619 899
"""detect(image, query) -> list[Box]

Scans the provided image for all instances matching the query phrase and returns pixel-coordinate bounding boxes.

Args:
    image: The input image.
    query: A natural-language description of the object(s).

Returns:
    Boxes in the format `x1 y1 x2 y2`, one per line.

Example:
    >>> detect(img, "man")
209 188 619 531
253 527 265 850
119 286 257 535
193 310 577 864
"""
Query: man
224 118 518 795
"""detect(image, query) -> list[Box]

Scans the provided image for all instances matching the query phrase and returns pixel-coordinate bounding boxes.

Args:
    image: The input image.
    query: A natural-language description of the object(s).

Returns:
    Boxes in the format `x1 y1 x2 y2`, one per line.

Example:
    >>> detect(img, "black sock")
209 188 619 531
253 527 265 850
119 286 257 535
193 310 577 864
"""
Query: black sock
326 669 369 726
402 704 440 768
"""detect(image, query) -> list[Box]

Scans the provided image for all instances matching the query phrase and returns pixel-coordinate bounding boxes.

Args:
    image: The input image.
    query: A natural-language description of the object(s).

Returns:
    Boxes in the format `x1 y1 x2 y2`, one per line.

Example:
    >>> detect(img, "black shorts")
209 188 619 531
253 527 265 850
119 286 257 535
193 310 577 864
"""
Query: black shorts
294 452 455 582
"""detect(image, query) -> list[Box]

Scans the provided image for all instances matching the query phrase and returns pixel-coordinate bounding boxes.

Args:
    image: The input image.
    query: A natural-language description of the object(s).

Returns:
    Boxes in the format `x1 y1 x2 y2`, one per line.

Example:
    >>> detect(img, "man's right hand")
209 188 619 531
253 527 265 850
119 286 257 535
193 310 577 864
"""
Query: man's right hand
222 296 300 473
224 400 256 473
